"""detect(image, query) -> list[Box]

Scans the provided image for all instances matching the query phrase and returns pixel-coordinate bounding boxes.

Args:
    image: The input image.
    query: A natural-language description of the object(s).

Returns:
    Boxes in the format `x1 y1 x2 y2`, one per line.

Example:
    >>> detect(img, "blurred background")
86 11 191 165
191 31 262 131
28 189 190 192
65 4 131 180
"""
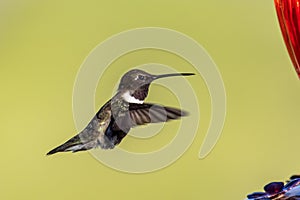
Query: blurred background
1 0 300 199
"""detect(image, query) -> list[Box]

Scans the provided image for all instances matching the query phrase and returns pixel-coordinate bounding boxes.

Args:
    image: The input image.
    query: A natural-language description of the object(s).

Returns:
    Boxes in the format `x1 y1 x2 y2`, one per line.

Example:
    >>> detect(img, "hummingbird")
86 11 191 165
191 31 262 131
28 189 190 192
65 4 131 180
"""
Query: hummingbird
47 69 194 155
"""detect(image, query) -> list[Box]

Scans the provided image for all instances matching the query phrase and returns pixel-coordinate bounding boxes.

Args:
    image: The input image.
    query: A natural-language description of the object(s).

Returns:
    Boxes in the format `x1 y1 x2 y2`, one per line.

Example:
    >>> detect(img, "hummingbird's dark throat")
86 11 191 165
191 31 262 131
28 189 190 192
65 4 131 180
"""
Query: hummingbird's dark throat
132 84 150 101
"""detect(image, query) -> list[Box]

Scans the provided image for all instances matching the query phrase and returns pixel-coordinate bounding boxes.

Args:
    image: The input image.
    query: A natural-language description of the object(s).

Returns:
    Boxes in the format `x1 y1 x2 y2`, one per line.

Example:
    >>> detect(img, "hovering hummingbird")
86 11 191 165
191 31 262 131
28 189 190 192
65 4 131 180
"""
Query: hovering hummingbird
47 69 194 155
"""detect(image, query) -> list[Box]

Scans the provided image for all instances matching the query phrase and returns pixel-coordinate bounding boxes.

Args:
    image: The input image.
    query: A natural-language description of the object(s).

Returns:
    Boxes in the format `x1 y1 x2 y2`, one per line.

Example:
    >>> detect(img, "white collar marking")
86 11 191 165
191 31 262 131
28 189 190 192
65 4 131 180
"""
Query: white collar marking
122 91 144 104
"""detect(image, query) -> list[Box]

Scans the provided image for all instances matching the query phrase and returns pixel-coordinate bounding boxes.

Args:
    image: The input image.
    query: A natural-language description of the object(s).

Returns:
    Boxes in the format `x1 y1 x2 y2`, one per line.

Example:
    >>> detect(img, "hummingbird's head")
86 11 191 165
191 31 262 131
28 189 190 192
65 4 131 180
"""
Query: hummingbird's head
118 69 154 91
118 69 195 103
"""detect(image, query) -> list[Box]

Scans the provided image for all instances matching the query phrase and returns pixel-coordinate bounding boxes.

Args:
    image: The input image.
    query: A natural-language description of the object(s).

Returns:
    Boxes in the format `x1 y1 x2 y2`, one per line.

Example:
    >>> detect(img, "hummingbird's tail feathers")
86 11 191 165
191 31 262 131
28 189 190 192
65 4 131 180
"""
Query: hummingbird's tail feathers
46 135 85 155
46 145 69 155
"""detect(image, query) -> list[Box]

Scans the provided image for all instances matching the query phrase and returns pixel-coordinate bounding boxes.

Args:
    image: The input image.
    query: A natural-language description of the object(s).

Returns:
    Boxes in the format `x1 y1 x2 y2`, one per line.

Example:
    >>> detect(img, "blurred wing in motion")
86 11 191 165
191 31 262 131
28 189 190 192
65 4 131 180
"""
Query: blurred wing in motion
128 103 188 126
106 103 188 145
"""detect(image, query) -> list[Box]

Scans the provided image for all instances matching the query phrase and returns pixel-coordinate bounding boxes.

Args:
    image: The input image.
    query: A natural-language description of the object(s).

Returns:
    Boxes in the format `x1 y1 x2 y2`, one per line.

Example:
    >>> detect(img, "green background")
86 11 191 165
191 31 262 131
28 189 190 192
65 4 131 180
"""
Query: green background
1 0 300 199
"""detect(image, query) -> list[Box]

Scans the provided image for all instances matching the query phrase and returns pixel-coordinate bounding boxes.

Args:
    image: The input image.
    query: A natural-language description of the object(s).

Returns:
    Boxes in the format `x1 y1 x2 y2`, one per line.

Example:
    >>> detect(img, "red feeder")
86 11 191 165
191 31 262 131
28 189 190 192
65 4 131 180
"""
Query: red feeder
274 0 300 78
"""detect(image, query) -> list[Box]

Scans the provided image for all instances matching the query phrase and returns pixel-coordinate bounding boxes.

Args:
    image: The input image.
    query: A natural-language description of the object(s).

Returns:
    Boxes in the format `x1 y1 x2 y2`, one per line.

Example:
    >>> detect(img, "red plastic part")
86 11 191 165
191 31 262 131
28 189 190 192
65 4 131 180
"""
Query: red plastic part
274 0 300 78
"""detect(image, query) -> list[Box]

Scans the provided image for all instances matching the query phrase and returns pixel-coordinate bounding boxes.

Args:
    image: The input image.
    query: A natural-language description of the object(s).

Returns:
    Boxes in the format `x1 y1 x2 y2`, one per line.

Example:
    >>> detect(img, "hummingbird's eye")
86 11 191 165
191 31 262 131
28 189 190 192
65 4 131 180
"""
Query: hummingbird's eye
138 75 145 80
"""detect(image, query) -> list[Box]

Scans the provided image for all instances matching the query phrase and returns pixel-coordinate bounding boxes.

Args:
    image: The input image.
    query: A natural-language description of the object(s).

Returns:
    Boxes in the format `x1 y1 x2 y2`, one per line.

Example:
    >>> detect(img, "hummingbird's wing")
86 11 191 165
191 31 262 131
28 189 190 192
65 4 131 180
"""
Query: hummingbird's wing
105 103 188 146
128 103 188 126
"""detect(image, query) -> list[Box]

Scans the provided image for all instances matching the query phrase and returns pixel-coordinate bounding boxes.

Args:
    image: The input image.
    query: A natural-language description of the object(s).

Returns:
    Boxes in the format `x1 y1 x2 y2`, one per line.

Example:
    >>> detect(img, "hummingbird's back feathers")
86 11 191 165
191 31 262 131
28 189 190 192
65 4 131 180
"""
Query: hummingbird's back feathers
47 105 113 155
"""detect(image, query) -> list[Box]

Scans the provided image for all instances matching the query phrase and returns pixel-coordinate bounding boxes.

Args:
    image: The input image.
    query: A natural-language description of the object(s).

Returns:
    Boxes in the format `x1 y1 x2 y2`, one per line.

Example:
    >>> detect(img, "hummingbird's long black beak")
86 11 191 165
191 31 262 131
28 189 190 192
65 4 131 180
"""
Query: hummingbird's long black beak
154 73 195 80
